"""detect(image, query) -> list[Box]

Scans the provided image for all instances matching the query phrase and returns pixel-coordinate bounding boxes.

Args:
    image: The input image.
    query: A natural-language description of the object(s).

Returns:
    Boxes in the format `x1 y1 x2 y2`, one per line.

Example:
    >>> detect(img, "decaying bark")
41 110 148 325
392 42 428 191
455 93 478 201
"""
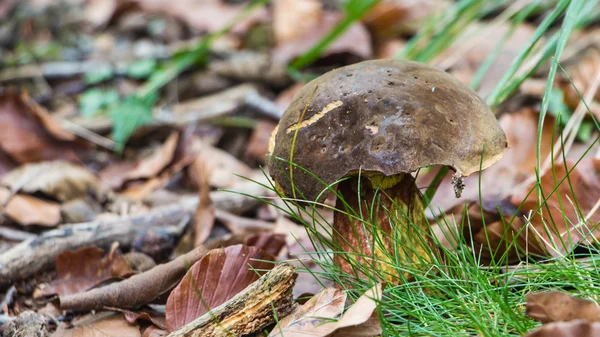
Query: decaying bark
1 311 49 337
167 263 297 337
0 182 267 288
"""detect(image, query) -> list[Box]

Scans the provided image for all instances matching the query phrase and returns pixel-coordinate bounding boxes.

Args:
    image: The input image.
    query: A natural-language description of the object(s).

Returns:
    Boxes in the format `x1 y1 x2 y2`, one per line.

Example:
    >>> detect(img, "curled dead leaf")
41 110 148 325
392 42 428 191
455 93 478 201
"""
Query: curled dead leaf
59 246 209 311
42 245 133 297
270 283 383 337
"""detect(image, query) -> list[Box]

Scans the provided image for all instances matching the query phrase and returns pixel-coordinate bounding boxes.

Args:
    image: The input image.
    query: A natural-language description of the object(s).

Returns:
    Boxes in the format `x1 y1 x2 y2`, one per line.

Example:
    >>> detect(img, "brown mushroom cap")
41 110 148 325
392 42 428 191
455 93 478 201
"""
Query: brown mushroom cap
268 59 508 201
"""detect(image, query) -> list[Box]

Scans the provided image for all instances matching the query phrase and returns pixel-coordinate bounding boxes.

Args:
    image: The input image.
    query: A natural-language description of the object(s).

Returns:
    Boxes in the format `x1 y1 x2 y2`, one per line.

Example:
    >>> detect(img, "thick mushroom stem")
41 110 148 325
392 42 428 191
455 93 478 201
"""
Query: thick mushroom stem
333 173 432 283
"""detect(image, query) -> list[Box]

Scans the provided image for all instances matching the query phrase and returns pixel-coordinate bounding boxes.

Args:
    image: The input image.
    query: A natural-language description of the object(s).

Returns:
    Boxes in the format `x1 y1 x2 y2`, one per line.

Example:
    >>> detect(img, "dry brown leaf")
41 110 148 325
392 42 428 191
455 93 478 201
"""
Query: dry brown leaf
193 164 215 246
245 120 278 164
59 246 209 311
0 187 61 227
165 244 275 332
0 89 83 166
438 22 537 98
42 245 133 297
52 313 141 337
524 320 600 337
559 49 600 119
270 283 383 337
273 0 322 44
126 132 179 181
132 0 266 33
270 288 346 337
2 161 104 202
274 216 333 297
84 0 118 26
363 0 450 39
526 291 600 324
272 11 372 64
375 38 406 59
513 157 600 257
120 309 167 330
101 131 196 196
244 233 286 257
187 140 252 189
0 148 17 177
143 326 168 337
216 209 274 235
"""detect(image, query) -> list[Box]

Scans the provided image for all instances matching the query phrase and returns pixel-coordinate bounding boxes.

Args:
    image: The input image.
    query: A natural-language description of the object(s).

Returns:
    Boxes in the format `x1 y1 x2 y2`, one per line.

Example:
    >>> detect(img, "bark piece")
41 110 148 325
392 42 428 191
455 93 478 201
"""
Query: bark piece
167 263 296 337
2 311 49 337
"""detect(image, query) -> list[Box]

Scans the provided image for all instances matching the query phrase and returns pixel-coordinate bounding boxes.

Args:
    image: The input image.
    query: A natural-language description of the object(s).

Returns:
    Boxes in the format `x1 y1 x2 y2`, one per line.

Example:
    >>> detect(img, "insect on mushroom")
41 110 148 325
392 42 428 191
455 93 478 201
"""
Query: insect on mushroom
268 59 508 282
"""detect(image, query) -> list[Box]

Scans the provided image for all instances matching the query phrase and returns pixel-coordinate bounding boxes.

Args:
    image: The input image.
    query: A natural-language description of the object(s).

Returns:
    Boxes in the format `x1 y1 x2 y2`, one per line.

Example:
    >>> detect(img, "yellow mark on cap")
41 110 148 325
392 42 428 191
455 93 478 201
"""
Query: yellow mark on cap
267 124 279 155
286 100 343 134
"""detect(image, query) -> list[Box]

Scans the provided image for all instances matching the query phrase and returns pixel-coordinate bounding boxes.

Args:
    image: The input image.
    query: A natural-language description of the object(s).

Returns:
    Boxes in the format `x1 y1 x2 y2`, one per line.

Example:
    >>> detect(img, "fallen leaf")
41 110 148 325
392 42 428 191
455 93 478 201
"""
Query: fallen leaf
526 291 600 324
511 157 600 257
216 209 274 235
84 0 118 27
270 283 383 337
0 187 61 226
524 320 600 337
59 246 209 311
142 325 168 337
0 89 83 166
165 244 275 332
125 132 179 181
132 0 266 33
437 22 538 98
559 49 600 119
274 216 333 297
244 233 287 257
52 313 141 337
190 162 215 246
0 148 17 177
363 0 450 39
270 288 346 337
2 161 105 202
43 245 133 297
272 11 372 64
273 0 322 44
374 38 406 59
187 140 252 189
245 120 278 164
120 309 167 330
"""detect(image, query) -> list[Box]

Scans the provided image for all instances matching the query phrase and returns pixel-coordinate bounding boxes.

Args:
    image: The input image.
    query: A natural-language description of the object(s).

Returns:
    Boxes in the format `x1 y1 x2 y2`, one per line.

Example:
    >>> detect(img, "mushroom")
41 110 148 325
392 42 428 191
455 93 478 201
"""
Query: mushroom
268 59 508 282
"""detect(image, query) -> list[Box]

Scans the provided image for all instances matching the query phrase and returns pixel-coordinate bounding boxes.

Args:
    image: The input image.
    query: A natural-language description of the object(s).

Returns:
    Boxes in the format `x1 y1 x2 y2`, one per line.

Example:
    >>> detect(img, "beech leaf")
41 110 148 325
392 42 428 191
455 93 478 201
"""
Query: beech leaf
165 244 275 332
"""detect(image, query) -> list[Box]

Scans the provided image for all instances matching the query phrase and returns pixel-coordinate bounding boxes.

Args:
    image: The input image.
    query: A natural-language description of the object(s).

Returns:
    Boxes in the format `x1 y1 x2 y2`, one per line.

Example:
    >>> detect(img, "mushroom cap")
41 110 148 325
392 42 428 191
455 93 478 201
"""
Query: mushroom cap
268 59 508 201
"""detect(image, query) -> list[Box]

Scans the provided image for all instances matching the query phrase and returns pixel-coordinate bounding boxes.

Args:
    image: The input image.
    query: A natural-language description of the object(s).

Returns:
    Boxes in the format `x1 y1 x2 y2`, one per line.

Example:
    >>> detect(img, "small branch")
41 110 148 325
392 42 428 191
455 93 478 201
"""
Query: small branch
168 263 297 337
0 181 267 288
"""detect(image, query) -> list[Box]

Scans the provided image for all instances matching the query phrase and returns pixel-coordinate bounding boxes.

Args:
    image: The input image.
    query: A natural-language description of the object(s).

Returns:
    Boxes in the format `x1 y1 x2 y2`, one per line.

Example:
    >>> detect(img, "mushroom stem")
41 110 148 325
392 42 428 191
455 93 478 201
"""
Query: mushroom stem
333 173 431 283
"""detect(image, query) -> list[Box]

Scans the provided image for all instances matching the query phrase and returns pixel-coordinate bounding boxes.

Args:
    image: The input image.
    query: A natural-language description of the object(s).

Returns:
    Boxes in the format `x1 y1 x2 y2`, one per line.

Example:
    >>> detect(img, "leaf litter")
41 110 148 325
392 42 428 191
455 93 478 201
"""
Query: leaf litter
1 1 600 336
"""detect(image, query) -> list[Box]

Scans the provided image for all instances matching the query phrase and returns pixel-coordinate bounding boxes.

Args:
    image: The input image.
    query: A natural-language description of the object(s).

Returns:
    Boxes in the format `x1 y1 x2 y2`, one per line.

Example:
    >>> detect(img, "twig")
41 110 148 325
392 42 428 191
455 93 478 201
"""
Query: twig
0 181 268 288
0 227 37 242
62 84 282 135
167 263 297 337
